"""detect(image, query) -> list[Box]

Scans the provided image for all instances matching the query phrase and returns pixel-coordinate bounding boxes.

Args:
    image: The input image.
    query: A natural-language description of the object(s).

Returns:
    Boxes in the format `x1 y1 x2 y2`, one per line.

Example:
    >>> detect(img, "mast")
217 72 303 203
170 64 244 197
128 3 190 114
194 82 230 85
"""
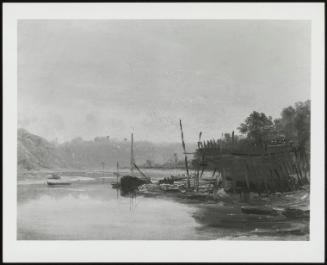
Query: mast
130 133 135 175
179 119 190 189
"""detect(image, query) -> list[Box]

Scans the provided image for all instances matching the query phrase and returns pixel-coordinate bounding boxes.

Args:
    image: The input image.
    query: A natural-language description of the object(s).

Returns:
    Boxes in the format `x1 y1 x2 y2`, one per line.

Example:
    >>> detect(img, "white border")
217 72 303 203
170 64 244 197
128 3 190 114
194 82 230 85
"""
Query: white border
3 3 325 263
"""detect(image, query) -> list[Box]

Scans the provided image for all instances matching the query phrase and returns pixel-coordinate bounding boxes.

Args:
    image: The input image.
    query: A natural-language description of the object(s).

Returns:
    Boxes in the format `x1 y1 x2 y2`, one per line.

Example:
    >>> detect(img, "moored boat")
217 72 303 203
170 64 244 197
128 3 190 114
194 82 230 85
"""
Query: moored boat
47 179 72 186
117 133 151 193
120 175 150 192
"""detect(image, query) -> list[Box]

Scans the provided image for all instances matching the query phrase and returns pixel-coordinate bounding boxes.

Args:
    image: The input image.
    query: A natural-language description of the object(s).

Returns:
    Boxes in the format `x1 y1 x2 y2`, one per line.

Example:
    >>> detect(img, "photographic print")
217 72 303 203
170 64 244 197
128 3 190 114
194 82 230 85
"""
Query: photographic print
3 3 325 263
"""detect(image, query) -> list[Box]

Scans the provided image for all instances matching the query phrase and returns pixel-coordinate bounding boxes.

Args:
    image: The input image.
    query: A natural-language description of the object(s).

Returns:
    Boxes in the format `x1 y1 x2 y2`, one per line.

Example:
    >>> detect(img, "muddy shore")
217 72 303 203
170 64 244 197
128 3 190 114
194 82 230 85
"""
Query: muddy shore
136 184 310 240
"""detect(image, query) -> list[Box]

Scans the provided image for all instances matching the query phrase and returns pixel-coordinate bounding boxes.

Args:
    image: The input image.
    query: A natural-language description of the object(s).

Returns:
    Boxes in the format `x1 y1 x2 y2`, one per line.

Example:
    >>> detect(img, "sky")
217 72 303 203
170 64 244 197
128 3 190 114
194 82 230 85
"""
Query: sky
18 20 311 143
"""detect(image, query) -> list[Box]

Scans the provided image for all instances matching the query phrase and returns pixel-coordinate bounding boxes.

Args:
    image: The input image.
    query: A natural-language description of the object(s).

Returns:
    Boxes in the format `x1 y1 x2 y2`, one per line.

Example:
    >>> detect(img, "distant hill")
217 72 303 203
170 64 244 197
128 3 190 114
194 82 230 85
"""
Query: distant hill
17 128 196 171
17 128 69 170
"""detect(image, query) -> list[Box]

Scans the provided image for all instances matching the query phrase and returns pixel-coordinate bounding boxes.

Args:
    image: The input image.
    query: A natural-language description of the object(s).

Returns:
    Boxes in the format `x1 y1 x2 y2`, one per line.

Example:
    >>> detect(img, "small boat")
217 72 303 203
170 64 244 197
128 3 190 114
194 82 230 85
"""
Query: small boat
241 206 278 216
47 179 72 186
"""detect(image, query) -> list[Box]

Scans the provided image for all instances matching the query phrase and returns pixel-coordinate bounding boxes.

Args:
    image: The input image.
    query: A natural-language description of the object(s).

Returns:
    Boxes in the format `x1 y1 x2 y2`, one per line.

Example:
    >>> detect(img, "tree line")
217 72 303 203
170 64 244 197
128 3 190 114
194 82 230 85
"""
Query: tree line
237 100 310 153
198 100 311 155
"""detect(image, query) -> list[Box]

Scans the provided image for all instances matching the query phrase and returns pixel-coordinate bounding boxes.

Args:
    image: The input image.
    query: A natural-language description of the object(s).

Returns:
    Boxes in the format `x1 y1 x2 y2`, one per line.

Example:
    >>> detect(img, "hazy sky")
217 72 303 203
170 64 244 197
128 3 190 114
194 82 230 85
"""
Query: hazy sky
18 20 310 143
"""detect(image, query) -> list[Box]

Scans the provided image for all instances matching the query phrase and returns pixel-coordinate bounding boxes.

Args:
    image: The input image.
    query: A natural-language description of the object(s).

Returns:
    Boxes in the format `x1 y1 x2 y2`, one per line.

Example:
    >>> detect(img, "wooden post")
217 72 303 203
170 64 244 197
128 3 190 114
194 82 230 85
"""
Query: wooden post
198 132 202 148
195 168 200 192
195 131 203 192
271 153 285 192
294 149 306 184
130 133 135 176
101 161 105 182
244 160 250 190
260 153 269 193
304 152 310 176
179 119 190 189
116 161 120 184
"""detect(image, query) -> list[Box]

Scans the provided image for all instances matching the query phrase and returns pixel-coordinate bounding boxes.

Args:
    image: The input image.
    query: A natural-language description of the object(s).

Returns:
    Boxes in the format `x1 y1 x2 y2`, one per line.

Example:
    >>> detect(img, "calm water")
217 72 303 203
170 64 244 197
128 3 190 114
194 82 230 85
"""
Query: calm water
17 170 309 240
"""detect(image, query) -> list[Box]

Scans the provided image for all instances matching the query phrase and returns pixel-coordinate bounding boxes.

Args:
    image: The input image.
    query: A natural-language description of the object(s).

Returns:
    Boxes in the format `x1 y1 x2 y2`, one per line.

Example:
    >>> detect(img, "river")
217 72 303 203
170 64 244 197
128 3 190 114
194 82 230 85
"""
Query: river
17 169 309 240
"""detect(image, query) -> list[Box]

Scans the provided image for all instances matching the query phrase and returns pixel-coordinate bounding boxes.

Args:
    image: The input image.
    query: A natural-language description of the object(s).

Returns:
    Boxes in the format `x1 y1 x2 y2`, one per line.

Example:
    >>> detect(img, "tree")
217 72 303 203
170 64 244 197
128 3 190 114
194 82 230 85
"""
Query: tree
275 100 310 151
238 111 274 146
294 101 310 150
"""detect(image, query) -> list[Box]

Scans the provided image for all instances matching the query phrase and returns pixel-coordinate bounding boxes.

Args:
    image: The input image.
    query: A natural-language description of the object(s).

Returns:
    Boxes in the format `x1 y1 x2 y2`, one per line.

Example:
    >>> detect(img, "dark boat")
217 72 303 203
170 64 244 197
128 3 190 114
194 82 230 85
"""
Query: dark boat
116 133 151 193
120 175 150 193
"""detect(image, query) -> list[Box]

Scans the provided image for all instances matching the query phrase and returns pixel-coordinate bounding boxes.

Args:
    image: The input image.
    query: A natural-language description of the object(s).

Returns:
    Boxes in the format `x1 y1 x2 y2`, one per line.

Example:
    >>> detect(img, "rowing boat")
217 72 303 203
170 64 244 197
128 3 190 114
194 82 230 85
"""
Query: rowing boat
47 179 72 186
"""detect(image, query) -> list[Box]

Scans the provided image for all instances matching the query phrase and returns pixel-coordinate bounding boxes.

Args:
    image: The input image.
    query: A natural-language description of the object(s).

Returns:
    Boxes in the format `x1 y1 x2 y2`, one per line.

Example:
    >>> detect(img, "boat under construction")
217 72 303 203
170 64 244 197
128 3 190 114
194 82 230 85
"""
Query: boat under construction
180 121 310 195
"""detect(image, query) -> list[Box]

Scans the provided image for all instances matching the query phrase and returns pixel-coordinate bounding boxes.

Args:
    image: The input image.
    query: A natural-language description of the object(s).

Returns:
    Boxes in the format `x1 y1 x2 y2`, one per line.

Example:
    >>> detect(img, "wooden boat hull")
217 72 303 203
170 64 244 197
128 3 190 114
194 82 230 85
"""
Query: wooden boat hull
120 175 150 192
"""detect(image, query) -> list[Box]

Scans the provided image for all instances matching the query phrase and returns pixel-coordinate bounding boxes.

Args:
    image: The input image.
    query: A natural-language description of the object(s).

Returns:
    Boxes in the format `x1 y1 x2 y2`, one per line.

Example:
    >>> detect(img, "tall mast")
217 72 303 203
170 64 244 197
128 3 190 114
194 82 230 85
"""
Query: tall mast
130 133 134 175
179 119 190 189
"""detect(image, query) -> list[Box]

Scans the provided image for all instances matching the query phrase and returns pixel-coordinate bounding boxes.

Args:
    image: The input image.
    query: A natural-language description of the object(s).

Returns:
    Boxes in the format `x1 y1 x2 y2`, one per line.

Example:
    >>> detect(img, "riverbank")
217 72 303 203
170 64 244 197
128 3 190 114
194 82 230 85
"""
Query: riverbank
135 182 310 240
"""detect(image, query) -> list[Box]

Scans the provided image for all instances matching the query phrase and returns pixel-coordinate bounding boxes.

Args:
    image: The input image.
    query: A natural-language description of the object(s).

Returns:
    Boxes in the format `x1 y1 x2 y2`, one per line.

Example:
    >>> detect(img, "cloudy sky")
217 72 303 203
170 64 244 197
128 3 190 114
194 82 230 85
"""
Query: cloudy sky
18 20 310 143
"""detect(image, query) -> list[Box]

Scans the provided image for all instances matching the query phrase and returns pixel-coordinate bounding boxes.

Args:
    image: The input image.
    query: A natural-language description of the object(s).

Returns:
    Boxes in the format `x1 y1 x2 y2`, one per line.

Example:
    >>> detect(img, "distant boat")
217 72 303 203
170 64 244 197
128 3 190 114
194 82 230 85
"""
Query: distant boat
47 174 72 186
47 179 72 186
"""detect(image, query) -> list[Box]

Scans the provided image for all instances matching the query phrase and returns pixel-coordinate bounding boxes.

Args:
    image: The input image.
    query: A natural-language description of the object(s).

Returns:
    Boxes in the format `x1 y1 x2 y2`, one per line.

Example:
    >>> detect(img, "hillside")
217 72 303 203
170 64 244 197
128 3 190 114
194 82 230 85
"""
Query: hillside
17 128 196 171
17 128 69 170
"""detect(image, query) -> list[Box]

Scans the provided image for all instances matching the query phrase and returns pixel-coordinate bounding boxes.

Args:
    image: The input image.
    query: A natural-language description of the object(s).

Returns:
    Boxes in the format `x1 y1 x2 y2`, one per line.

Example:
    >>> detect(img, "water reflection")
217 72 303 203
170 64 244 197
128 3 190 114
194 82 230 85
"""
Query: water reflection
17 182 201 240
17 177 309 240
117 189 139 212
